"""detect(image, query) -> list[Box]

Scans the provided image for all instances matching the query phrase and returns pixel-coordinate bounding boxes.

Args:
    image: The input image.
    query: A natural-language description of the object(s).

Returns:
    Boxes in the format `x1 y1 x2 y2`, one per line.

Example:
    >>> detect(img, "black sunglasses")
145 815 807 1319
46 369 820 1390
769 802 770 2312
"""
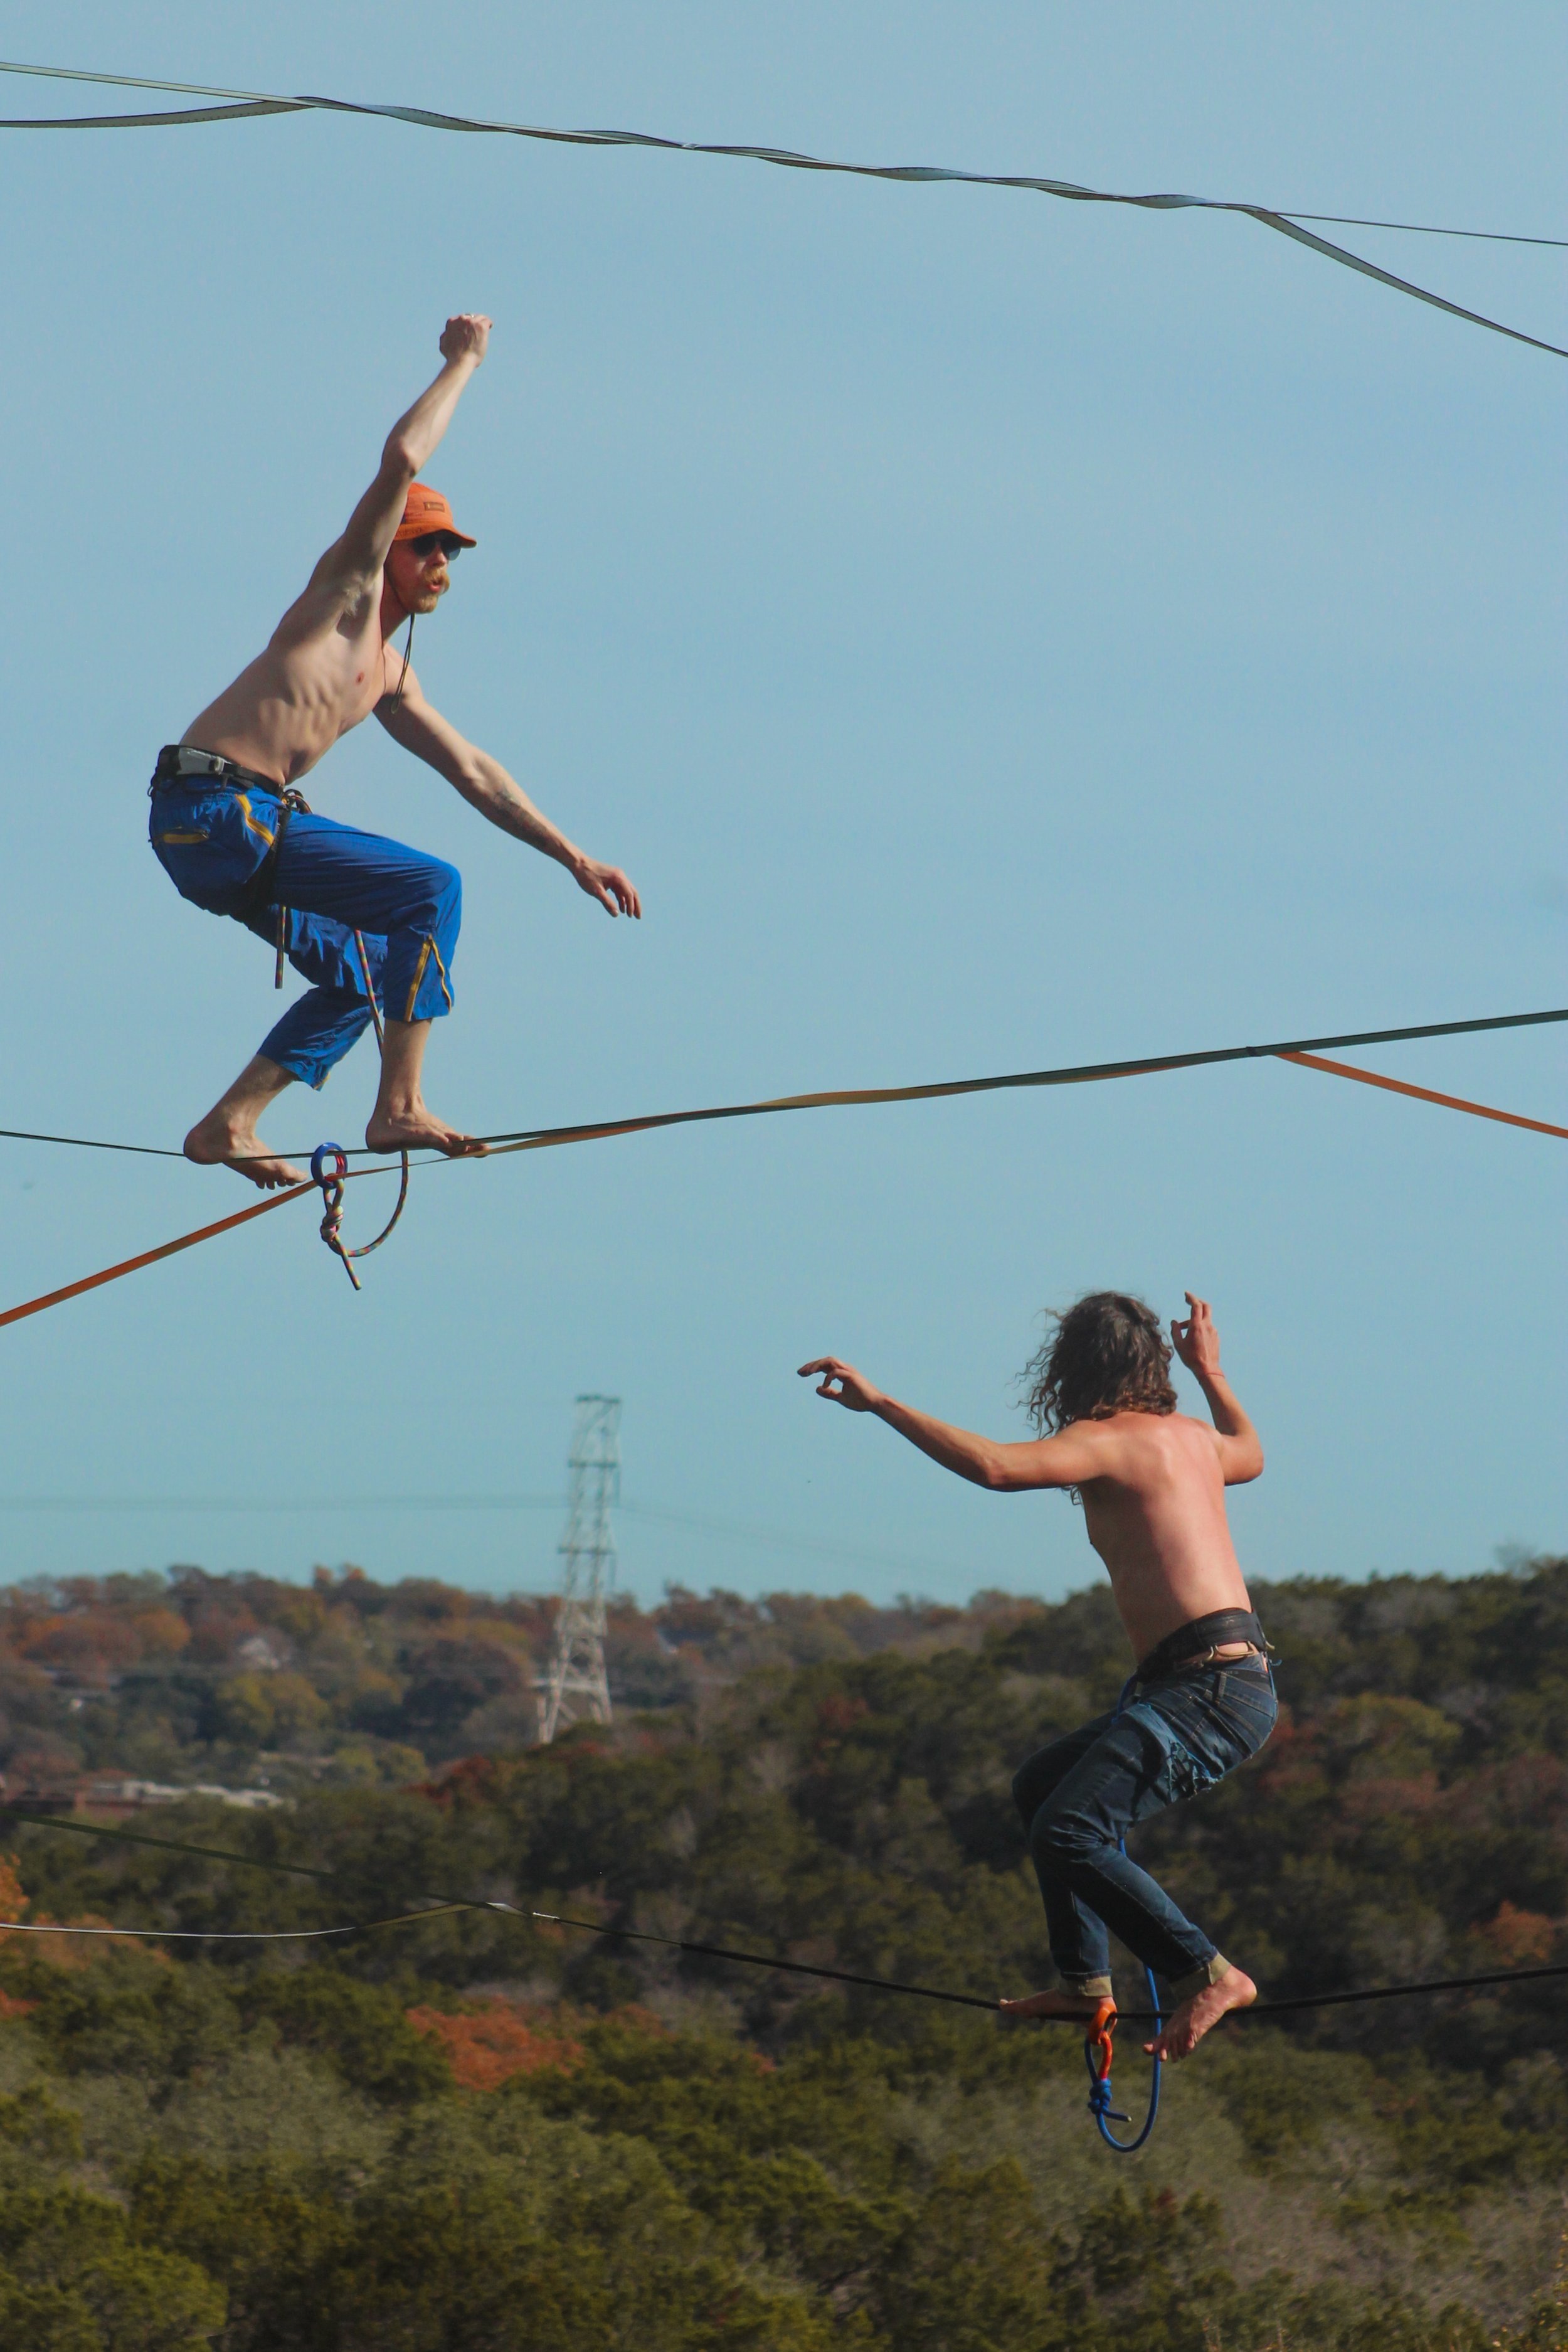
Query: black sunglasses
407 531 464 560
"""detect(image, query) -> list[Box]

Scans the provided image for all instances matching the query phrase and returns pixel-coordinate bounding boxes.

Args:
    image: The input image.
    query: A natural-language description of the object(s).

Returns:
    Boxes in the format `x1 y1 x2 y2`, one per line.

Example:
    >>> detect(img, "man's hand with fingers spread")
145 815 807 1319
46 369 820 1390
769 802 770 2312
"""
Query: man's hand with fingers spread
798 1358 884 1413
1170 1291 1222 1380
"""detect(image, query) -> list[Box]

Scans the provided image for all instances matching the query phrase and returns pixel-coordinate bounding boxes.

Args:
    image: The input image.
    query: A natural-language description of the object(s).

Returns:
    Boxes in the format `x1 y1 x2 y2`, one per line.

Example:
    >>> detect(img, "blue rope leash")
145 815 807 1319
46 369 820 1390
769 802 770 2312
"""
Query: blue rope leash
1084 1935 1163 2154
1083 1675 1163 2152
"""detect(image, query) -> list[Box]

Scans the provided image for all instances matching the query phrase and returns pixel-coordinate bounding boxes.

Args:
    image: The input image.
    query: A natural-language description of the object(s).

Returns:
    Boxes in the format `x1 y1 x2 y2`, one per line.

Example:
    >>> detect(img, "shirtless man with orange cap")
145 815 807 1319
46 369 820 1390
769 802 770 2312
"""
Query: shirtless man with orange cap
149 314 639 1186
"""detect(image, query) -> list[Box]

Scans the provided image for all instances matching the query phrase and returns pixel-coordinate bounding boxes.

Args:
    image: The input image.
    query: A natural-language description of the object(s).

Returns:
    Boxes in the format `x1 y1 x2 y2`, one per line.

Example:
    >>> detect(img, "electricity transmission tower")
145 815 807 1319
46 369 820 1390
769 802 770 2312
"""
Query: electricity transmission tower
535 1395 620 1745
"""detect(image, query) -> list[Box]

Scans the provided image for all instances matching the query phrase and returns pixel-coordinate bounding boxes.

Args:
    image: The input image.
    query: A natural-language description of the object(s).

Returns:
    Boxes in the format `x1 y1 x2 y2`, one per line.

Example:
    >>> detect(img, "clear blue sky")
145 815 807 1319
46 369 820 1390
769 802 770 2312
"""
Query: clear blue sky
0 3 1562 1608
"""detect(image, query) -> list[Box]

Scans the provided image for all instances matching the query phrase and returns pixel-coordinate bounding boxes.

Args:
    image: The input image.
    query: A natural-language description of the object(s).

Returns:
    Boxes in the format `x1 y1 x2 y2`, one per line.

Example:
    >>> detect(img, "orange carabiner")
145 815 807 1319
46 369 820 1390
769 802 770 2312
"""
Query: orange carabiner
1086 1996 1117 2085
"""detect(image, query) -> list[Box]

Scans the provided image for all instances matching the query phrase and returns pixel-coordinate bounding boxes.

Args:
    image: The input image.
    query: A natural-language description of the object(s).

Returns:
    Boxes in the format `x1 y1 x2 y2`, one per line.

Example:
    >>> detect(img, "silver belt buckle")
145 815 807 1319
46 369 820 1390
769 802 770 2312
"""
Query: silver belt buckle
177 747 223 778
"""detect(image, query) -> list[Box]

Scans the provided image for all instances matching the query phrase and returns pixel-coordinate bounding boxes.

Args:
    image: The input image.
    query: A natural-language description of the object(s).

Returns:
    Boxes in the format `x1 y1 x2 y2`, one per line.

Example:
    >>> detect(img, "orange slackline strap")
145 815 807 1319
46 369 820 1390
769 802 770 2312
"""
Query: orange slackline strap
0 1183 312 1331
1278 1051 1568 1142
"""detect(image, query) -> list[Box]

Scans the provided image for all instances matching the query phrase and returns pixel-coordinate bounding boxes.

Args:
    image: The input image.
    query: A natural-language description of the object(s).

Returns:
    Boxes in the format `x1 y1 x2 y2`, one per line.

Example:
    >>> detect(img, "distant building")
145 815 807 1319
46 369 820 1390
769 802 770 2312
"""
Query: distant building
0 1776 286 1819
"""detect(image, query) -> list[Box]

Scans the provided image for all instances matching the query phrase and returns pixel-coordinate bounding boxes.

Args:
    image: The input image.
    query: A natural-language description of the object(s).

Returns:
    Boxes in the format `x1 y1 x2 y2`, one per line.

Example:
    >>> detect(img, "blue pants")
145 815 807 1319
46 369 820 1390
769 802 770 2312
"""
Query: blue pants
1011 1658 1276 1998
150 780 460 1089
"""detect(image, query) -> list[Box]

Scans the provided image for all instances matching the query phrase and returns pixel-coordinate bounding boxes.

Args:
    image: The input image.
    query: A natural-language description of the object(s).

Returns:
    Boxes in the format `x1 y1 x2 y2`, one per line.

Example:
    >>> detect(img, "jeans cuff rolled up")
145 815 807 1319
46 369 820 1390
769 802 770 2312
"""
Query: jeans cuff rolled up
1170 1954 1230 2003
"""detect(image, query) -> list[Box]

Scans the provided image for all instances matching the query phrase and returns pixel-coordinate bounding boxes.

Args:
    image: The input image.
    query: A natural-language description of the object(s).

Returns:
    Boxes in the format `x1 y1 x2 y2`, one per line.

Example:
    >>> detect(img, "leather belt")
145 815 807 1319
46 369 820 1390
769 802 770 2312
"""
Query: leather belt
1134 1607 1272 1686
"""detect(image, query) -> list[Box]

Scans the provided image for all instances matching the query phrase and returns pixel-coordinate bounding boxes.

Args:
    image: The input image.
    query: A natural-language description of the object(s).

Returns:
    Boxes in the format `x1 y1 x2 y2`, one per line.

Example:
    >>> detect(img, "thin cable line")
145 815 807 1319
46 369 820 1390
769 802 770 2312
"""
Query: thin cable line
0 1127 183 1157
0 1903 467 1943
1284 211 1566 248
0 1493 961 1577
3 1807 1564 2024
0 61 1560 356
0 1493 568 1511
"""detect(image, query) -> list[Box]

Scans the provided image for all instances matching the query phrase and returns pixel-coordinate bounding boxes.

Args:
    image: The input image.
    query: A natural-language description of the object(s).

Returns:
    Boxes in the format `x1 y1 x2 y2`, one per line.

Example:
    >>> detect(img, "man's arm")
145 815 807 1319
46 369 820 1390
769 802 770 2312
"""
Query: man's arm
1170 1293 1264 1483
797 1358 1105 1491
304 316 492 606
376 664 641 917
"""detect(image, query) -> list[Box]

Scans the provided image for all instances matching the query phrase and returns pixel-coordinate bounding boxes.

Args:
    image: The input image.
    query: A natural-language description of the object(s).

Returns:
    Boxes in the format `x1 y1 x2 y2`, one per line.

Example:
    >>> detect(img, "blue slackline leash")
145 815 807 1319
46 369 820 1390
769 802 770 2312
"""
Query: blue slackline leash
1083 1959 1163 2154
307 930 410 1289
1082 1673 1163 2153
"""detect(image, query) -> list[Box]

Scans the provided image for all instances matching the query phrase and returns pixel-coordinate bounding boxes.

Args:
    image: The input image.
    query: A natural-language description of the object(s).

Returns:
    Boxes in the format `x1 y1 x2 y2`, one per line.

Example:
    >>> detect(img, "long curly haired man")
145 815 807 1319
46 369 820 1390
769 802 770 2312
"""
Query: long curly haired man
800 1288 1274 2062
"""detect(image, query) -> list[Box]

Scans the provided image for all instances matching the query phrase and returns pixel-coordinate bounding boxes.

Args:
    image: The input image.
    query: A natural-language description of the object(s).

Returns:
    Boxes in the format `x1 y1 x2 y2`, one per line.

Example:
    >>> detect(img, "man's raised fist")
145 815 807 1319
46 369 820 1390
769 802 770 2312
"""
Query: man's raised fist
440 314 492 364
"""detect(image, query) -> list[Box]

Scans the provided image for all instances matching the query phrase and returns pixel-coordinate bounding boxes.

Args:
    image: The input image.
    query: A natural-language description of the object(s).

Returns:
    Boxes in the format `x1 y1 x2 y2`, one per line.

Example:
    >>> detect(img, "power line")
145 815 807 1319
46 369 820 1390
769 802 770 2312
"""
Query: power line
0 60 1562 357
0 1493 566 1513
0 1493 964 1580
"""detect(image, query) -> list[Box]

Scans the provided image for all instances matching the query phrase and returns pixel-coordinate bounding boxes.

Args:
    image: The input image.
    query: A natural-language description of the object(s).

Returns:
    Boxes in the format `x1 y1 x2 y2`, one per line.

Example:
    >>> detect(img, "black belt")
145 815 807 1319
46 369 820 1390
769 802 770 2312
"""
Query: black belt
149 743 309 964
1134 1608 1272 1685
149 742 287 797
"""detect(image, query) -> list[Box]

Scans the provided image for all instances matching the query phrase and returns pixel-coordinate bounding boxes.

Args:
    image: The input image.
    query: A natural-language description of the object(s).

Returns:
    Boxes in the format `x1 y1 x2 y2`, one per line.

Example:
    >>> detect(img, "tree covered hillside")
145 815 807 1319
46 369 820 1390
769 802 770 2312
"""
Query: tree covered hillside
1 1559 1567 2349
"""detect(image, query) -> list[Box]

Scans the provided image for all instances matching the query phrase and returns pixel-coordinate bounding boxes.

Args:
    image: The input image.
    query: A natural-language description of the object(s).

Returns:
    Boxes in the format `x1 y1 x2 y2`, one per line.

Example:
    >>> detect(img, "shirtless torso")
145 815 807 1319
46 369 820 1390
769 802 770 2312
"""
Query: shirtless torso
184 580 404 791
1068 1410 1253 1663
799 1293 1261 1667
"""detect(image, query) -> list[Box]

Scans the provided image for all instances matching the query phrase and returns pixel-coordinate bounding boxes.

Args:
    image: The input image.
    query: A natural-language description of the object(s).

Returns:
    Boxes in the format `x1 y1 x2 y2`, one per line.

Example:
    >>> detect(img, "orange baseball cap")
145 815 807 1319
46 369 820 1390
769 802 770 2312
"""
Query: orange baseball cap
394 484 477 548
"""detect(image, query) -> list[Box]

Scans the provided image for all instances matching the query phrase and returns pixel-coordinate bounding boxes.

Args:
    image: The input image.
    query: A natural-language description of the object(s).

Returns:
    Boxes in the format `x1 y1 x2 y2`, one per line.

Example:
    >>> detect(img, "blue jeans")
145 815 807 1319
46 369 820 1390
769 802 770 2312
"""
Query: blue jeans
1011 1658 1277 1998
150 781 461 1089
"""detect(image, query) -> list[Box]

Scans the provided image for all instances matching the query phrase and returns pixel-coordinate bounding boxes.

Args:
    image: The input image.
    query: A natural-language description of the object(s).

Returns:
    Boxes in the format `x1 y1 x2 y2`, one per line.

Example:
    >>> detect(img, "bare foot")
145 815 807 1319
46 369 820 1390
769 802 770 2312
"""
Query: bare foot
997 1988 1108 2023
364 1105 488 1159
184 1112 306 1191
1143 1966 1256 2062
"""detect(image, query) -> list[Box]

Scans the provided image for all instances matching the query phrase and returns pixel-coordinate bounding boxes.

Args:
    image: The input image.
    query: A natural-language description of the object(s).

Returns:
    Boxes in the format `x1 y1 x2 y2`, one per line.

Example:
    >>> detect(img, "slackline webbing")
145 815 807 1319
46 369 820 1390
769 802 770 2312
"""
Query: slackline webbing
4 1805 1565 2026
0 1006 1562 1329
467 1004 1568 1158
0 1181 312 1331
1 60 1562 359
3 1003 1563 1167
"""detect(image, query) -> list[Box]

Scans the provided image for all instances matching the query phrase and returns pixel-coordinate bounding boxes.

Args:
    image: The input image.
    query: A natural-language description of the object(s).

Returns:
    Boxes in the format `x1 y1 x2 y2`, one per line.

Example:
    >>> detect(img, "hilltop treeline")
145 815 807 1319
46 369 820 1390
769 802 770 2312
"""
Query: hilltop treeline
2 1559 1568 2348
0 1567 1051 1793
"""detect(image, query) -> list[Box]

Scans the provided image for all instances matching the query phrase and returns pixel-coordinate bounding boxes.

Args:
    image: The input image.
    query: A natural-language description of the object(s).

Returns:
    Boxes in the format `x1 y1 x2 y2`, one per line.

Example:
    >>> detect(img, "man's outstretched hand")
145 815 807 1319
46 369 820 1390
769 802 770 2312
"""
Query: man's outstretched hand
1170 1292 1222 1380
440 313 492 366
573 857 642 917
798 1358 884 1413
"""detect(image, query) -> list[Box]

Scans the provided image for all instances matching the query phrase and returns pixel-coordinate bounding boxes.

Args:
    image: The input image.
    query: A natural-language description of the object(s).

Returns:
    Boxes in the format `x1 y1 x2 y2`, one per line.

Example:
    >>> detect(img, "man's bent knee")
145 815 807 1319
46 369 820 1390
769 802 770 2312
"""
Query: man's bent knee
1030 1807 1113 1876
425 857 461 927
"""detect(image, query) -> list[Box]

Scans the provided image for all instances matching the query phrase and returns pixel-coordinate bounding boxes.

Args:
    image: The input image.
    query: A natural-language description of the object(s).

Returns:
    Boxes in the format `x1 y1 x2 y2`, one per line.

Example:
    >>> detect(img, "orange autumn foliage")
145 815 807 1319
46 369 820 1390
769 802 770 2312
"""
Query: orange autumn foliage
1481 1900 1557 1965
405 2001 586 2090
0 1849 166 1971
0 1854 27 1928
